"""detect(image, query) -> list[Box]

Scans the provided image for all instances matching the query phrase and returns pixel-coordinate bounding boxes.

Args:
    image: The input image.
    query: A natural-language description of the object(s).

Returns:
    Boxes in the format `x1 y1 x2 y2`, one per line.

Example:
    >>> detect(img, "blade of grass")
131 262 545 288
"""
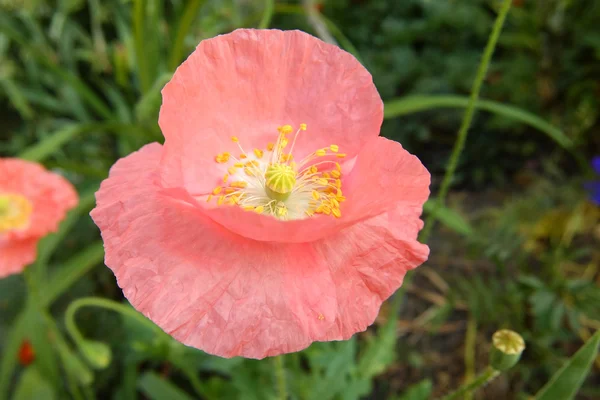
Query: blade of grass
420 0 513 241
384 95 574 150
168 0 206 71
41 242 105 307
535 331 600 400
258 0 275 29
18 122 147 162
133 0 151 93
0 15 113 120
274 4 362 63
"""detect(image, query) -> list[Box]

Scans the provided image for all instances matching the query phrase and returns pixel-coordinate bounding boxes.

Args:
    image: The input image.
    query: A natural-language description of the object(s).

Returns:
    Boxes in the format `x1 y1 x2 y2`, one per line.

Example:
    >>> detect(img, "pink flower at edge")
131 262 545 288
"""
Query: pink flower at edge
0 159 78 278
91 29 431 359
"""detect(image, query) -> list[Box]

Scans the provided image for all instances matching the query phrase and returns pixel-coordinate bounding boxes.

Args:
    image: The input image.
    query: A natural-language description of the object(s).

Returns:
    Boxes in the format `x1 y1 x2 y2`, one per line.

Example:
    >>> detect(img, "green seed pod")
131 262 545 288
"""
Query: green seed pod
490 329 525 371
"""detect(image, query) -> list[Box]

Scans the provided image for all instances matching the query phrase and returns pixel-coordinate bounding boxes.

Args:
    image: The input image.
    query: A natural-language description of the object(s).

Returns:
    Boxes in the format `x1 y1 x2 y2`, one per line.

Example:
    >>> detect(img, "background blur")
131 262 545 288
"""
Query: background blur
1 0 599 399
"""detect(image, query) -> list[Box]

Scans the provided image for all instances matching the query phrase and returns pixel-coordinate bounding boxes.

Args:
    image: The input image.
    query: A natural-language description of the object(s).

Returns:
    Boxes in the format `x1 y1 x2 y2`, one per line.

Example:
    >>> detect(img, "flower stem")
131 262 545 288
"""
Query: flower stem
421 0 513 241
65 297 167 344
273 355 287 400
440 366 501 400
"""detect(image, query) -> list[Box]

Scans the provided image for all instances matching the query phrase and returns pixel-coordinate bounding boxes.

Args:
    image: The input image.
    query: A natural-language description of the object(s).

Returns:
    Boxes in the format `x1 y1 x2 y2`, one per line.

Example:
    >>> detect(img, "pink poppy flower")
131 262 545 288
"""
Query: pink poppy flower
0 159 78 278
91 29 430 359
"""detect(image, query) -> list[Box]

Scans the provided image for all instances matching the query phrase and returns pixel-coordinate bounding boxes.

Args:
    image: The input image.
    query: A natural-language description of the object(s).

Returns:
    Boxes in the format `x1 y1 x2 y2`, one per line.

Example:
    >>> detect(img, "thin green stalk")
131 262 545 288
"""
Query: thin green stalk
440 366 500 400
168 0 205 71
274 355 287 400
65 298 166 343
134 0 151 93
464 316 477 400
258 0 275 29
421 0 513 241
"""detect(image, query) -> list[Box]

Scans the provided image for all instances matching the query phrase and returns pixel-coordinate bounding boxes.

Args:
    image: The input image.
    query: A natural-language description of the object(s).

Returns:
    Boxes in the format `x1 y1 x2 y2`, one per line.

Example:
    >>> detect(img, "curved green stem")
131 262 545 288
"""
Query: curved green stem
421 0 513 241
65 297 166 345
440 366 500 400
274 355 287 400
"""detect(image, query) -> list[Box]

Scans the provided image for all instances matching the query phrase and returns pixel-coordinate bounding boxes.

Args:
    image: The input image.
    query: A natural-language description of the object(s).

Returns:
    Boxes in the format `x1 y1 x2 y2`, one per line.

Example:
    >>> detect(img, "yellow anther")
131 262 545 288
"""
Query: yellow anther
240 154 248 159
312 191 320 200
234 162 244 168
335 162 341 171
217 196 225 206
212 186 222 195
253 149 264 159
335 179 342 188
231 136 239 142
331 198 340 208
329 145 339 153
331 170 341 178
332 208 341 218
310 166 318 174
300 123 307 131
228 167 237 175
323 172 331 179
225 188 236 194
336 153 347 158
231 195 240 204
206 194 213 203
317 178 328 185
244 168 254 176
305 209 315 217
336 195 346 202
267 143 275 151
243 206 255 211
280 125 293 135
254 206 265 214
336 188 343 197
246 160 260 167
315 149 327 157
280 138 289 148
231 181 248 188
276 204 288 217
223 174 229 183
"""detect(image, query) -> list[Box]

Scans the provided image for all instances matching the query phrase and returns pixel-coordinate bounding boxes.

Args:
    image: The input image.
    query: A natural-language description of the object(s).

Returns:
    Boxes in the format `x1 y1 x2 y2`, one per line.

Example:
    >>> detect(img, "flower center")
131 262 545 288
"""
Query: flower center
208 124 346 220
0 193 33 233
264 164 296 201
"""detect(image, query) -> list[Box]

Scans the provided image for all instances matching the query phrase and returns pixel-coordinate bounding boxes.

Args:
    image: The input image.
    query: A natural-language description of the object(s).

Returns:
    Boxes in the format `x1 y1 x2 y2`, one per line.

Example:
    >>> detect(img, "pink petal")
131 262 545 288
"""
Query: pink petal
159 29 382 195
0 238 37 278
91 142 428 358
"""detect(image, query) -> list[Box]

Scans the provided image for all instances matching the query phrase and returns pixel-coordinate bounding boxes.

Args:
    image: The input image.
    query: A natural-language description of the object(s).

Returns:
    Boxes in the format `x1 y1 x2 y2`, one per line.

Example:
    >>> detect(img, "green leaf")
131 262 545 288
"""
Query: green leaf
138 372 195 400
357 295 401 380
36 188 97 267
395 379 433 400
383 95 574 150
41 241 105 307
168 0 206 70
13 367 56 400
423 199 473 237
135 73 173 123
258 0 275 29
18 122 145 162
535 331 600 400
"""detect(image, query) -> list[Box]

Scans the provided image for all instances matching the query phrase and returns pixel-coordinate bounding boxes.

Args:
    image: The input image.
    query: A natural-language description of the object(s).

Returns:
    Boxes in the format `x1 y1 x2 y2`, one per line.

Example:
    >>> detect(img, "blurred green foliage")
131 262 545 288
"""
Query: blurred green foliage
1 0 599 399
